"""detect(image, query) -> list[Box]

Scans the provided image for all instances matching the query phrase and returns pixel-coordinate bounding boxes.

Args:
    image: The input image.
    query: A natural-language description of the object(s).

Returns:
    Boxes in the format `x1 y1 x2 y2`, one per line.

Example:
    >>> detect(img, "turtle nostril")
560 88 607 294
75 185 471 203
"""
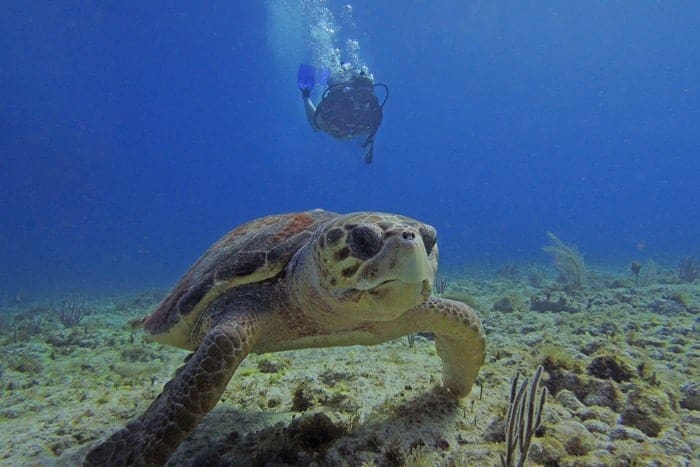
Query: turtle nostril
402 231 415 240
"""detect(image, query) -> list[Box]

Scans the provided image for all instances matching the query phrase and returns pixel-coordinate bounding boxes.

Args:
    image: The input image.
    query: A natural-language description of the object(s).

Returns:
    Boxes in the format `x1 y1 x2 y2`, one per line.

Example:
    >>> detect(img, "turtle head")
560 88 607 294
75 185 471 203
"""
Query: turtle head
309 212 438 321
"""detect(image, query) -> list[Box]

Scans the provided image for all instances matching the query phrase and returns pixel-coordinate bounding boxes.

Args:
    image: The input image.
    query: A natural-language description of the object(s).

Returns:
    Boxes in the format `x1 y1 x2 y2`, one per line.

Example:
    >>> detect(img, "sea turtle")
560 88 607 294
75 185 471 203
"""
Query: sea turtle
85 210 486 466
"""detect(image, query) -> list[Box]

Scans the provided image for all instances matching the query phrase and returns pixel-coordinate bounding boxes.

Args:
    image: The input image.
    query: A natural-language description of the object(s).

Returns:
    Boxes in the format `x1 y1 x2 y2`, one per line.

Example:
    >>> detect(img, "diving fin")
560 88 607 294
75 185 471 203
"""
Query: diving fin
297 64 316 92
317 67 329 88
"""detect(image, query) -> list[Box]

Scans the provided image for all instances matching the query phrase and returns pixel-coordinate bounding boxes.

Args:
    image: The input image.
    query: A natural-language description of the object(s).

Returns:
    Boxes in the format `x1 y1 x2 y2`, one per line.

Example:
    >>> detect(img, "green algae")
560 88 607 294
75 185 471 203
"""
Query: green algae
0 262 697 466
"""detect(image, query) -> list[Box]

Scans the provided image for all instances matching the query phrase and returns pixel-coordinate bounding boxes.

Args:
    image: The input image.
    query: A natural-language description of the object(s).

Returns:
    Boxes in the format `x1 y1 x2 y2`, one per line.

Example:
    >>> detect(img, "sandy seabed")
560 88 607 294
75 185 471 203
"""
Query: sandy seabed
0 266 698 466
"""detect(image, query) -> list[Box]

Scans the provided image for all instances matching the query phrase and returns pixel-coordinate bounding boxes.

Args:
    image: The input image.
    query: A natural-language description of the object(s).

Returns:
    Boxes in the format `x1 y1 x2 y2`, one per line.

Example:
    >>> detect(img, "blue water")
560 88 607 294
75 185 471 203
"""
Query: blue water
1 1 698 298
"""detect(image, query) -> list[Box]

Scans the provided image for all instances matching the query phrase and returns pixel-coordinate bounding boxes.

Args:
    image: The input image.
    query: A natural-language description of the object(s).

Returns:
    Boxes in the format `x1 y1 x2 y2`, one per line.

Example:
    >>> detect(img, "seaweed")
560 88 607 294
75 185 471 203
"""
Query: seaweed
678 256 699 282
542 232 586 290
500 366 547 467
433 273 448 294
55 295 91 328
526 265 548 288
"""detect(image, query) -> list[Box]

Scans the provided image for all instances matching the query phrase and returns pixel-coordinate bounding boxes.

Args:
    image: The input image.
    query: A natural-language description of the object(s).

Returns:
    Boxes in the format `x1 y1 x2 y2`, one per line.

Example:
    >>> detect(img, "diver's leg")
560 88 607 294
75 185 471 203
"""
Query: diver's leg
303 95 319 130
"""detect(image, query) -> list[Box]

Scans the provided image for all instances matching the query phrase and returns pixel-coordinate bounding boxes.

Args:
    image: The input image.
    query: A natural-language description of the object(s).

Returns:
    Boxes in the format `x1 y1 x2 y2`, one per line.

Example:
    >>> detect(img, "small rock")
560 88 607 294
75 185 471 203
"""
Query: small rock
620 388 674 437
189 450 229 467
590 448 614 463
648 299 686 315
256 358 286 374
555 389 586 412
609 426 648 442
523 333 544 346
575 405 618 425
679 382 700 410
528 438 565 465
655 432 692 458
581 340 603 355
587 354 635 382
583 419 610 434
530 293 578 313
582 378 623 411
492 295 521 313
683 413 700 424
552 420 595 456
291 382 314 412
482 416 506 442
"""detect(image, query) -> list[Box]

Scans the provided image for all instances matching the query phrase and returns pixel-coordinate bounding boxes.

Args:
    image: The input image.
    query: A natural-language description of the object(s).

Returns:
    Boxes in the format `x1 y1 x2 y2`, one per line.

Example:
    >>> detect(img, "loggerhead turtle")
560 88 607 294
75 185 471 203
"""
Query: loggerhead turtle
85 210 485 466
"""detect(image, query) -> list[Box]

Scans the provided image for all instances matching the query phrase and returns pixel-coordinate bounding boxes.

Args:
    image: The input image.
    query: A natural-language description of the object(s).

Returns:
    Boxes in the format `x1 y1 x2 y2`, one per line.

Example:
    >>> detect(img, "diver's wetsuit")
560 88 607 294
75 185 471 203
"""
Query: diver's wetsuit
303 75 387 164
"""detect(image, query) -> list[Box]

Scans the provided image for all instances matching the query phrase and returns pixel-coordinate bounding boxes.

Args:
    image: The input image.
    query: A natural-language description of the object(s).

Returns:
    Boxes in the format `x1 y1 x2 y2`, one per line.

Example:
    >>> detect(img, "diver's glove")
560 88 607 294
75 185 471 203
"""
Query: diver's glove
301 88 311 98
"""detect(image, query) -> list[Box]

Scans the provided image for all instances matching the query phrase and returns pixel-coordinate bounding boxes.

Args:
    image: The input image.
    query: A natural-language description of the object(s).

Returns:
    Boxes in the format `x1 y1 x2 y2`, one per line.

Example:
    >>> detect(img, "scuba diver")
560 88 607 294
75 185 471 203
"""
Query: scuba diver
297 64 388 164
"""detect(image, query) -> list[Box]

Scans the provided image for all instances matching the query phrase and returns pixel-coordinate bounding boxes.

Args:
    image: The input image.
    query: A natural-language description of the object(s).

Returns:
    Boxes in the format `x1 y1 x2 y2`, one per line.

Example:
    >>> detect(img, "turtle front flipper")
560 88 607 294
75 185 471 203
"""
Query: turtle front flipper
85 313 259 466
404 297 486 397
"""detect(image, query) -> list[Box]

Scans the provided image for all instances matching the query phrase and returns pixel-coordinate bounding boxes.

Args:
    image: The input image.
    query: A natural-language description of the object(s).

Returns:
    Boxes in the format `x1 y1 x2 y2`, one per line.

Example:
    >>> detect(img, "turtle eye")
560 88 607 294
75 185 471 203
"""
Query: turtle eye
419 225 437 255
348 225 383 260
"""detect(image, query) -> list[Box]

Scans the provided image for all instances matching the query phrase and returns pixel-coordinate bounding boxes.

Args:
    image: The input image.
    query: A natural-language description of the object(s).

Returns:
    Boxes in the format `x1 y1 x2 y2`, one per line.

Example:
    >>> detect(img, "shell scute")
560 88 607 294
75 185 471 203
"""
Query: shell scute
176 275 214 315
215 251 267 281
142 210 338 340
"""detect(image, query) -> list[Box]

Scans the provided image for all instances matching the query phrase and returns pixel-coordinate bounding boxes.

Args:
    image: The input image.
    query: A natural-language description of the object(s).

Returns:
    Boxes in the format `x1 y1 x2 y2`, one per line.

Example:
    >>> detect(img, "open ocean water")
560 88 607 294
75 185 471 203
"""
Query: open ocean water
1 2 698 465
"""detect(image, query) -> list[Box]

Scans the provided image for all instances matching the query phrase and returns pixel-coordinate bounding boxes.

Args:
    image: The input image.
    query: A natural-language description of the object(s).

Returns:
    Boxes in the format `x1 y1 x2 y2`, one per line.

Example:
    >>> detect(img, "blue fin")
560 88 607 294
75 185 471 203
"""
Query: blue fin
297 64 315 91
317 68 329 88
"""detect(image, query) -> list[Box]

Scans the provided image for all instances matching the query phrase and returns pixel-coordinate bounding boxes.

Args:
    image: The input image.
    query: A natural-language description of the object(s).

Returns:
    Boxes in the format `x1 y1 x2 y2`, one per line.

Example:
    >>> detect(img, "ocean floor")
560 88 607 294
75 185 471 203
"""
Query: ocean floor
0 262 698 466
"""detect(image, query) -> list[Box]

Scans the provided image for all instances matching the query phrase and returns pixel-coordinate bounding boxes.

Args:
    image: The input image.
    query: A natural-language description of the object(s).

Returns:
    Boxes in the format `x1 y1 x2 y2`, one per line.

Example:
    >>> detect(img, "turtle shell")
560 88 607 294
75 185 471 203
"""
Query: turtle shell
141 209 338 346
